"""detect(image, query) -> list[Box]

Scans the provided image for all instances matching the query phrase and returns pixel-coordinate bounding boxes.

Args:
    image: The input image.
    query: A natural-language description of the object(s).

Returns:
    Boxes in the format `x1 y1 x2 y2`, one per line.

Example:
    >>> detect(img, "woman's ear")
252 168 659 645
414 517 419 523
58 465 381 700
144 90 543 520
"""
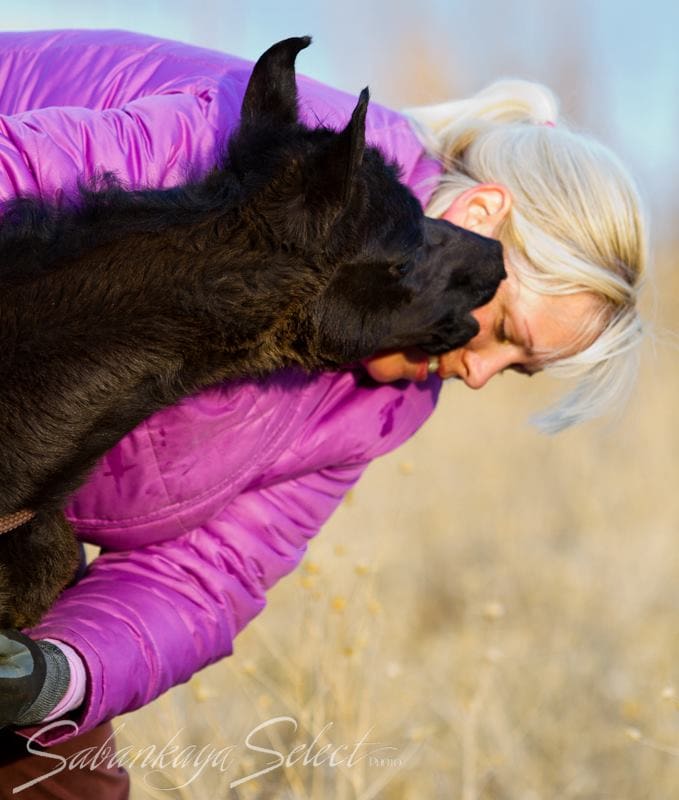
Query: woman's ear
441 184 512 237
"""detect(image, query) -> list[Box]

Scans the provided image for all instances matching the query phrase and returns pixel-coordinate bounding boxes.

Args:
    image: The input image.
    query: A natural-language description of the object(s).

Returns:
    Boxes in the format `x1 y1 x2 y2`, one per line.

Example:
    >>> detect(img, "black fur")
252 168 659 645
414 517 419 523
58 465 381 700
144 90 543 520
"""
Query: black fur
0 37 505 628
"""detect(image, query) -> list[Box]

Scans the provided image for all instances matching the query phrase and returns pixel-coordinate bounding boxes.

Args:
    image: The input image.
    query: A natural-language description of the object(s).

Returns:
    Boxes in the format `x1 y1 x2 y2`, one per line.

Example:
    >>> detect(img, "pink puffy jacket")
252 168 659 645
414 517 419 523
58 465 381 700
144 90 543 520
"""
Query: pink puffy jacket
0 29 443 745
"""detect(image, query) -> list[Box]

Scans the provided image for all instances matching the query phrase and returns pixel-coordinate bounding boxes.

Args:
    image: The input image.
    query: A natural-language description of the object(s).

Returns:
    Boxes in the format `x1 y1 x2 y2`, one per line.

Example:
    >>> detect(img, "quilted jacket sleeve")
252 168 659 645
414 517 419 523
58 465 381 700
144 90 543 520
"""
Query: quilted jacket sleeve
20 461 368 745
0 32 233 200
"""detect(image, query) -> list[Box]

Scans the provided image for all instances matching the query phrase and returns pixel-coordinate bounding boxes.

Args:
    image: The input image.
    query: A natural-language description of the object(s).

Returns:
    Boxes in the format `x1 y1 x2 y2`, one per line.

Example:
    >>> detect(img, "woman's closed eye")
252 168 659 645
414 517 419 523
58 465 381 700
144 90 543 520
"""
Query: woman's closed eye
506 363 537 377
496 316 513 345
496 316 539 375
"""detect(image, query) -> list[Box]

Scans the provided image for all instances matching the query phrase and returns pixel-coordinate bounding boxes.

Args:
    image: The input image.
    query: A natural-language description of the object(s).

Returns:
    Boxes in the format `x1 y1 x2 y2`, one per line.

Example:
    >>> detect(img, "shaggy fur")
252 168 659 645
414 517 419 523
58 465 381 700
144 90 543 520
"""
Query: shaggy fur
0 37 505 628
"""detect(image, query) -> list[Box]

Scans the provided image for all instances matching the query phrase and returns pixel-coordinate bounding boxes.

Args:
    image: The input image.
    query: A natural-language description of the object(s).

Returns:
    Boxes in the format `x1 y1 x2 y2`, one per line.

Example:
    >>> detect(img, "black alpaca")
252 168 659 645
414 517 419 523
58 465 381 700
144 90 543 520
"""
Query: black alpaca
0 37 505 628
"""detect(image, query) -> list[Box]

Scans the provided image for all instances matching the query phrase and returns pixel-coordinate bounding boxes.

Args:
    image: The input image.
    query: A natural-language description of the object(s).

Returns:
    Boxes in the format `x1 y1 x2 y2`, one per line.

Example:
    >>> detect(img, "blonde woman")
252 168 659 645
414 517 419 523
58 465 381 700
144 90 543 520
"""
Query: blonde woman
0 30 645 798
365 82 645 432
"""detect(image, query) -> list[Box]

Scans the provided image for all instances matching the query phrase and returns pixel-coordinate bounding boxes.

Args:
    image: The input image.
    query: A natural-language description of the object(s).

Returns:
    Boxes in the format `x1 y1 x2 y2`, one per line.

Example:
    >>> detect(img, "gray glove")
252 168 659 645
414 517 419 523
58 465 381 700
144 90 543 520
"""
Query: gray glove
0 629 70 728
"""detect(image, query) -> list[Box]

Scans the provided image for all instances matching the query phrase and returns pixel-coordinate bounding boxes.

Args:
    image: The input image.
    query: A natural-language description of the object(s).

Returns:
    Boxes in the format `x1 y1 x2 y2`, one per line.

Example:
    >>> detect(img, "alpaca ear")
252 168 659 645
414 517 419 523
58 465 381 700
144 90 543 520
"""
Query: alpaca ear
311 88 369 206
240 36 311 127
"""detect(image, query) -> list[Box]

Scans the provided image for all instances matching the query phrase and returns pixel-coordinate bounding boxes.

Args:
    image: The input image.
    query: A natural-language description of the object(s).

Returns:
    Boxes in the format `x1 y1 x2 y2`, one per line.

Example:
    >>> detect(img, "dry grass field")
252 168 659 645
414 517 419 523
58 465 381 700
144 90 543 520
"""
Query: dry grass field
113 249 678 799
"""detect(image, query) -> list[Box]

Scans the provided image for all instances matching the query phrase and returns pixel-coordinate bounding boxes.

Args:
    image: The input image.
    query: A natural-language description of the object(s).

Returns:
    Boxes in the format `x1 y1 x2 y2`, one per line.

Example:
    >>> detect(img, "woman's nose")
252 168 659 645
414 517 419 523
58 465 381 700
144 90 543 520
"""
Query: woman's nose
463 349 515 390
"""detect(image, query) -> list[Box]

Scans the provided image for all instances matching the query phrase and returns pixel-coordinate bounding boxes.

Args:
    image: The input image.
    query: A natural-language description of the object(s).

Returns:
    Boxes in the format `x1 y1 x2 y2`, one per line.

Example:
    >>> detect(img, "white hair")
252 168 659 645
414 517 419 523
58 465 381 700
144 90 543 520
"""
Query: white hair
404 80 648 432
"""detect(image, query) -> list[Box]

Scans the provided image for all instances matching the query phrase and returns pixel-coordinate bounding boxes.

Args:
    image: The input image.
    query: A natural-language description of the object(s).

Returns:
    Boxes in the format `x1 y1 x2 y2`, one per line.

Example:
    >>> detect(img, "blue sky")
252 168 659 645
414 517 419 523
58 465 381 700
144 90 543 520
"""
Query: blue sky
1 0 676 237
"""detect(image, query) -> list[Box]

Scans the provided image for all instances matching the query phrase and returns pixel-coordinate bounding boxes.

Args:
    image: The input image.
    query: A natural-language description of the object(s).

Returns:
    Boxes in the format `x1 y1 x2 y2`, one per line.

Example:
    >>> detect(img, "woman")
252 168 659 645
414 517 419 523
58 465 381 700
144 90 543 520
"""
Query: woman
0 29 645 798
